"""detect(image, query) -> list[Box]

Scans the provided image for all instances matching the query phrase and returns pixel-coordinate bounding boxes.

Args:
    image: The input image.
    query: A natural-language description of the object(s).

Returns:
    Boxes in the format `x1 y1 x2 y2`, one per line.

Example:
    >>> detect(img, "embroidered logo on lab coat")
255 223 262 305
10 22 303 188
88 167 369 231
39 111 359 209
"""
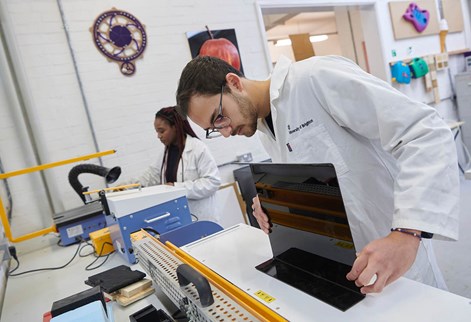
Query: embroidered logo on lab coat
287 119 314 135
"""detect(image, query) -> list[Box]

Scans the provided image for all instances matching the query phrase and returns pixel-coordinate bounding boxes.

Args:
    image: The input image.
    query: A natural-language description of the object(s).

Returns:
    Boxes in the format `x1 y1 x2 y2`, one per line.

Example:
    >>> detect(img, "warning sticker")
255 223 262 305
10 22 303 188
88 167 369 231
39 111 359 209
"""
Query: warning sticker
66 225 84 238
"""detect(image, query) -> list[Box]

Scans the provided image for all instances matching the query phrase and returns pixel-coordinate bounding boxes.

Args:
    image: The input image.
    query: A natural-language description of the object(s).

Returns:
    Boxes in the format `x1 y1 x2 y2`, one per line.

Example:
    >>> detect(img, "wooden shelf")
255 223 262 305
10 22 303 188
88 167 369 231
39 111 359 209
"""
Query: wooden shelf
389 48 470 65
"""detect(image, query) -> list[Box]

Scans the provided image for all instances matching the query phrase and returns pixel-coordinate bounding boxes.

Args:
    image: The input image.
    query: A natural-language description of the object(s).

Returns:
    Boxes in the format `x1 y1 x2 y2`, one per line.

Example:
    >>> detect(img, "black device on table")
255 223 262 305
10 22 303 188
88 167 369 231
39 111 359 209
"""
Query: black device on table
245 163 365 311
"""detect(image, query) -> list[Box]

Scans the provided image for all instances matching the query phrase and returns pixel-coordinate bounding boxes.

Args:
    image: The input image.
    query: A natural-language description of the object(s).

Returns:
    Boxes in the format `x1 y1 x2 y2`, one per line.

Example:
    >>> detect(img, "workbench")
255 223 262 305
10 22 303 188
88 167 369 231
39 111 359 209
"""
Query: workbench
2 224 471 321
0 237 176 321
181 224 471 322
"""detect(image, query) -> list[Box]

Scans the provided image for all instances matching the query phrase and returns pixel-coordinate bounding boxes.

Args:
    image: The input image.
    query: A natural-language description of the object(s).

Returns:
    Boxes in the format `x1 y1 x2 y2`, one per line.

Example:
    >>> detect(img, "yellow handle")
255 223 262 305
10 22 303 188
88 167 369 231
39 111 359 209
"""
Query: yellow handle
0 149 117 243
0 149 116 179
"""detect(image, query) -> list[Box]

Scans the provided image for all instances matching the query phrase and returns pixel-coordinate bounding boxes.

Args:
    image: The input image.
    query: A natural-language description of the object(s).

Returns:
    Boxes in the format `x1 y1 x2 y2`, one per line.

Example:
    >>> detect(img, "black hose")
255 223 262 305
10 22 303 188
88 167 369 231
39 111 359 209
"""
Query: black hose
68 164 121 203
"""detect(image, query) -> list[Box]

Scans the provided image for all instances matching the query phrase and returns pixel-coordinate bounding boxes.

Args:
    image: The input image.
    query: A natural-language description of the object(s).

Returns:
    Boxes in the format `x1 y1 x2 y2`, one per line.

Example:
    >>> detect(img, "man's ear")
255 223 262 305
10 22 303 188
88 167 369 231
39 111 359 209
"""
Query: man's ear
225 73 243 92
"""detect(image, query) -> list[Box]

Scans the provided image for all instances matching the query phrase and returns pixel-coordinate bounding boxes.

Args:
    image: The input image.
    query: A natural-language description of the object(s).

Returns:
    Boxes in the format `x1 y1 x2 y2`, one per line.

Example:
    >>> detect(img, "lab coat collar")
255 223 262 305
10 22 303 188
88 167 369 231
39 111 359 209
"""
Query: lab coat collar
182 135 197 154
258 55 292 141
270 55 292 103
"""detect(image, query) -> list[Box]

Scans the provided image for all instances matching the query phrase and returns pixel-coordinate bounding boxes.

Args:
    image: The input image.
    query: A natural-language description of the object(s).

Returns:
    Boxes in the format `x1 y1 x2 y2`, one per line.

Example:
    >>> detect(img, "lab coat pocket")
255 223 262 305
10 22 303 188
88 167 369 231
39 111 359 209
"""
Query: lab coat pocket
287 124 349 176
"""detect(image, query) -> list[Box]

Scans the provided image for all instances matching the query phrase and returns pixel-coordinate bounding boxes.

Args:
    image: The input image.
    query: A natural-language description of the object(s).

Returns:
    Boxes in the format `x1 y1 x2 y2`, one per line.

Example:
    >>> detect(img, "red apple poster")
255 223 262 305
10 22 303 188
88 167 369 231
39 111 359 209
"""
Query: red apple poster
186 27 243 74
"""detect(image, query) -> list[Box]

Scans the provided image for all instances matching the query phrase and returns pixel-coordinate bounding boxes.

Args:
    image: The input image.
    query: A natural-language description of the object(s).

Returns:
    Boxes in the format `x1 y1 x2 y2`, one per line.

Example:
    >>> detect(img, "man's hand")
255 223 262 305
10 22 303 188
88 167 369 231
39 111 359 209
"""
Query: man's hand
346 230 421 294
251 195 271 233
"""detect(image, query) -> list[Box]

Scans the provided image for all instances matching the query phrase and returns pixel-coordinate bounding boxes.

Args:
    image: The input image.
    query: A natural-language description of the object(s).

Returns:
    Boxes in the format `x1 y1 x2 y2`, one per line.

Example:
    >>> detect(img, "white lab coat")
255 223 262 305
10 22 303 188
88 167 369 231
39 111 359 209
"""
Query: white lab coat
257 55 459 288
129 136 221 222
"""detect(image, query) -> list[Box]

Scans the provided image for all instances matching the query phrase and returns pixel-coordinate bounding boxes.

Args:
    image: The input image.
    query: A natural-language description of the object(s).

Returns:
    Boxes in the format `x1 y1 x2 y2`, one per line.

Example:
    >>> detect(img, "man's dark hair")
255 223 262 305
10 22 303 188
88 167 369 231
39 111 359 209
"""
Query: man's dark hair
176 56 243 117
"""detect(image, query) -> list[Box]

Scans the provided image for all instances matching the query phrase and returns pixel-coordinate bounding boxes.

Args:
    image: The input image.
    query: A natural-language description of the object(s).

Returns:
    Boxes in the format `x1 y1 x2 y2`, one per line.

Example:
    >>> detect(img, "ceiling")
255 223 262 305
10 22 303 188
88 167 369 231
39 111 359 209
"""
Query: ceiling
263 11 337 42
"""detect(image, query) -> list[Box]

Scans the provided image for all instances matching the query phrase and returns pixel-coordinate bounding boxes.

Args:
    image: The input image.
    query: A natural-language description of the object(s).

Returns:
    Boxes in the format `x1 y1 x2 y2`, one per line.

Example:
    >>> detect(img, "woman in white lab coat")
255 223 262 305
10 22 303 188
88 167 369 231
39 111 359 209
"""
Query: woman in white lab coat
128 106 221 223
175 55 460 294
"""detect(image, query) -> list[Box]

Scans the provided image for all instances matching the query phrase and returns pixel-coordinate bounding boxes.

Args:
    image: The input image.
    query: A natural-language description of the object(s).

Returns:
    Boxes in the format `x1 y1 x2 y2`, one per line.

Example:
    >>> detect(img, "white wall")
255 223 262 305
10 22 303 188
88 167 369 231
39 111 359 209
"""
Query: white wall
376 0 471 121
0 0 270 253
377 0 471 63
0 221 7 311
1 0 470 254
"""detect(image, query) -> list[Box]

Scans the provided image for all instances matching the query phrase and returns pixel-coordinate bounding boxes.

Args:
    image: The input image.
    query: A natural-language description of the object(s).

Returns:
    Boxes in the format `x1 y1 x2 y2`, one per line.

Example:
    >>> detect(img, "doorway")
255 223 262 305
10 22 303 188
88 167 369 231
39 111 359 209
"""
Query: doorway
258 4 380 75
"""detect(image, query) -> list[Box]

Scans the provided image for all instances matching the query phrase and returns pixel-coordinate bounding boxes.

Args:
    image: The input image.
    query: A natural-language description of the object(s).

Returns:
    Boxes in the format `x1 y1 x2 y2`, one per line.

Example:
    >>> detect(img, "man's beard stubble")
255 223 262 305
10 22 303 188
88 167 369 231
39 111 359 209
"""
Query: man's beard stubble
232 92 258 137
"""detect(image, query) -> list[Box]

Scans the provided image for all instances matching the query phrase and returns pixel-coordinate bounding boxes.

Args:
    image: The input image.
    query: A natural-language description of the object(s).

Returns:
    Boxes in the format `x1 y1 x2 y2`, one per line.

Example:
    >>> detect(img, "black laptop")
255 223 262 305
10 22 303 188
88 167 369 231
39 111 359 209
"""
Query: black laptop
246 163 365 311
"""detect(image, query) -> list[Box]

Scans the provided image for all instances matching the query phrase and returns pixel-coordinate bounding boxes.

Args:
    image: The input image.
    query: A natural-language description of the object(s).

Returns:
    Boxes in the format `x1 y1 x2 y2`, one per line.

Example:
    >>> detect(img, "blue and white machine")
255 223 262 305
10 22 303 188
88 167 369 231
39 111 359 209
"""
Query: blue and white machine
104 185 192 263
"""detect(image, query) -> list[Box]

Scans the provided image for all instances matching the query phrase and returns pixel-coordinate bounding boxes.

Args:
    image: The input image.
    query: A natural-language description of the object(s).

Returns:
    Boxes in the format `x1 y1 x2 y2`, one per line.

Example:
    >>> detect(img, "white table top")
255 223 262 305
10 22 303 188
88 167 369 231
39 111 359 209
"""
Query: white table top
1 238 175 322
4 225 471 322
182 224 471 322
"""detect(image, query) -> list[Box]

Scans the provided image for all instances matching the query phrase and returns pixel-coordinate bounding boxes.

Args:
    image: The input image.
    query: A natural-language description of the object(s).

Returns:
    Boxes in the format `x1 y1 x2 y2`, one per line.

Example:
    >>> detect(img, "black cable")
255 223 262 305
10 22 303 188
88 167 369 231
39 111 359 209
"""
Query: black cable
8 246 19 275
76 236 105 259
191 213 199 222
85 241 115 271
79 242 95 258
8 239 83 277
57 238 67 247
8 257 20 274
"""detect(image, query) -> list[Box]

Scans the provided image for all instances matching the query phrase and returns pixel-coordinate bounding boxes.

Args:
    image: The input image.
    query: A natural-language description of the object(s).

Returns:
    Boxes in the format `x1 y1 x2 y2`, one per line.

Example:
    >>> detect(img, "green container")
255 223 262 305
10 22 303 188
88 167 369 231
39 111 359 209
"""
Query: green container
409 57 429 78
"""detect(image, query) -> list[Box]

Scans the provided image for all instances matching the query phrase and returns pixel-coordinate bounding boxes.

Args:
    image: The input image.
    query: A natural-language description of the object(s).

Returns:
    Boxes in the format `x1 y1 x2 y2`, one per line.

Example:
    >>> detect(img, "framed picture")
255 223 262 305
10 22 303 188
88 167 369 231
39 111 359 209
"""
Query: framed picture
186 27 243 74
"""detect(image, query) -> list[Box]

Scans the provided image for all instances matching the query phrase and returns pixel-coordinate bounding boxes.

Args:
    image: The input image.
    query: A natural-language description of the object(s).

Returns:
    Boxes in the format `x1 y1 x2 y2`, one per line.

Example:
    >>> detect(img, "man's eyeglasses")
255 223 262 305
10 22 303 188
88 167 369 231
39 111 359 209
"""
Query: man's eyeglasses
206 85 231 139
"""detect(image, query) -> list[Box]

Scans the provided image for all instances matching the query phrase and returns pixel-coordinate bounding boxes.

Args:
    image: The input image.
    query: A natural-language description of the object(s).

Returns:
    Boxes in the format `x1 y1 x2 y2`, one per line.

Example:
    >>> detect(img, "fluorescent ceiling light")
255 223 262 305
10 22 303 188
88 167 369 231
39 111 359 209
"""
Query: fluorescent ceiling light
274 39 292 46
310 35 328 43
274 35 329 47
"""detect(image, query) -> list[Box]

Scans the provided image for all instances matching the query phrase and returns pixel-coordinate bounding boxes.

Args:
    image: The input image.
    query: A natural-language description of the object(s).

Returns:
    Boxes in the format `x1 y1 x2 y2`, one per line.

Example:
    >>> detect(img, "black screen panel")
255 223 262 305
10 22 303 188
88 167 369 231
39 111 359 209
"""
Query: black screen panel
248 163 364 311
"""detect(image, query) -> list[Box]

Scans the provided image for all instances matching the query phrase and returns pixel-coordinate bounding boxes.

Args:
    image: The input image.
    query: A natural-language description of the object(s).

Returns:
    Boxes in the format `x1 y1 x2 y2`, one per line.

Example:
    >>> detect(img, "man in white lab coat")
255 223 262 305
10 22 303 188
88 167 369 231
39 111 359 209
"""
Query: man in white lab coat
176 55 460 294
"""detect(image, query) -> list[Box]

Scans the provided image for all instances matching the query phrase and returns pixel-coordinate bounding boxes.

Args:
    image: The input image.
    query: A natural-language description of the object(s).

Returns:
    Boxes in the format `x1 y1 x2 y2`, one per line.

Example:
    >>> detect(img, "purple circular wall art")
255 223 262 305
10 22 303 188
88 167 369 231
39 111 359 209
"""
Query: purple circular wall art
91 9 147 76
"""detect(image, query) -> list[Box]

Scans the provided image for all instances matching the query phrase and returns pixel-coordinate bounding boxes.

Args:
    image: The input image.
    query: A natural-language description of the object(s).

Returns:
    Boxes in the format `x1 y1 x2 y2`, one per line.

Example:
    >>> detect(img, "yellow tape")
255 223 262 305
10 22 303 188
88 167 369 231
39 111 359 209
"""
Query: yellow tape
335 241 355 249
254 290 276 303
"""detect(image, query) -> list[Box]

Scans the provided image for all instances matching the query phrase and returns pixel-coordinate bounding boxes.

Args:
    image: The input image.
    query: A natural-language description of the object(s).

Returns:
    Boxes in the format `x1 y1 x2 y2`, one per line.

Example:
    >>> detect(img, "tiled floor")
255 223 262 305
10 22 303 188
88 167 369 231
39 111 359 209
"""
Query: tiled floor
433 175 471 299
